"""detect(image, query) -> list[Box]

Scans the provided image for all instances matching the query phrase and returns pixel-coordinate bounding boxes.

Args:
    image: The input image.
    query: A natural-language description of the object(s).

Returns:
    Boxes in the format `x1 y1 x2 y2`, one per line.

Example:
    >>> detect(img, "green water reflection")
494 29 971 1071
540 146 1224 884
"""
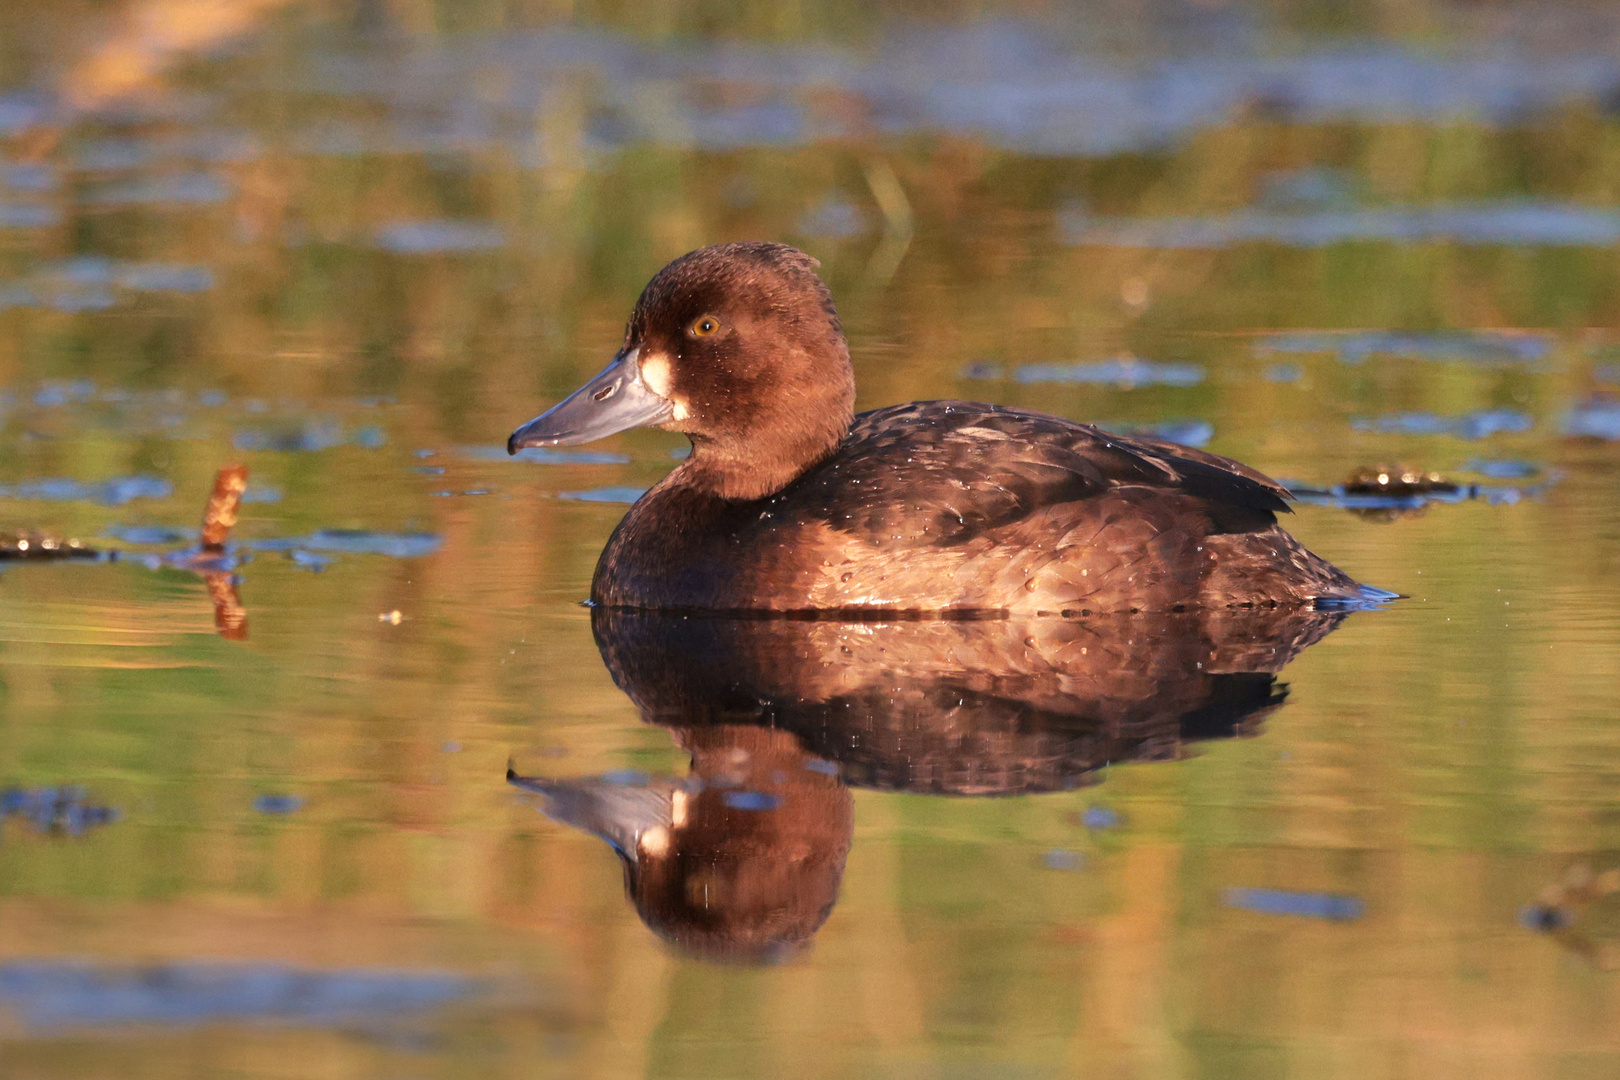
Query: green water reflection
2 1 1620 1077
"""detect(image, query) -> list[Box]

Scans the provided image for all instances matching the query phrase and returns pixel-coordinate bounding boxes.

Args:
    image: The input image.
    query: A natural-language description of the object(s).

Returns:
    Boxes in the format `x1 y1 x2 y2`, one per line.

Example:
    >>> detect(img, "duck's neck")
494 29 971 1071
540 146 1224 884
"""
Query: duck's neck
677 388 854 501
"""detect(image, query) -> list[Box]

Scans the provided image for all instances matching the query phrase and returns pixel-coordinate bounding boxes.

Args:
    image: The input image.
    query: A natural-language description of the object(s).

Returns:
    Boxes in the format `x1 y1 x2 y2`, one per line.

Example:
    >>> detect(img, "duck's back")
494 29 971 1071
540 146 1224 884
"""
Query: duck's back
592 401 1363 613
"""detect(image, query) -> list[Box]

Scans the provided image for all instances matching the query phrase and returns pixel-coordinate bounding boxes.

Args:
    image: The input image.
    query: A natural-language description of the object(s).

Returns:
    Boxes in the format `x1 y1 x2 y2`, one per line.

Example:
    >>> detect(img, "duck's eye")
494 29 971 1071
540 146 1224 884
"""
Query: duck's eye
688 315 721 338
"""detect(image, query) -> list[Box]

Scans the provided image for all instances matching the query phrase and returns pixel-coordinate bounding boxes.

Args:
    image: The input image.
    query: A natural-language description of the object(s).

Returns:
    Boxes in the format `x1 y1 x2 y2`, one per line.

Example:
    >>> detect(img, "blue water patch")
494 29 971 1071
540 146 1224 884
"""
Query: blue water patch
1519 904 1573 932
1255 330 1550 366
33 379 97 407
234 420 386 452
1351 409 1532 439
242 484 282 504
1 162 56 192
0 785 120 835
0 278 114 313
105 525 195 545
84 172 230 207
1063 202 1620 248
74 137 153 170
557 487 648 504
798 196 867 239
722 791 781 812
375 221 505 253
285 30 1620 159
460 445 631 465
1264 362 1304 383
0 202 57 228
1224 887 1363 921
115 263 214 294
1256 168 1357 211
247 530 442 559
0 260 216 311
1464 459 1541 480
352 426 387 449
1080 805 1121 830
1043 850 1085 871
1106 420 1213 448
1009 359 1203 388
601 769 651 786
1563 399 1620 440
801 758 840 777
253 793 303 814
0 476 172 506
0 95 43 135
299 530 442 558
288 550 333 571
0 960 477 1030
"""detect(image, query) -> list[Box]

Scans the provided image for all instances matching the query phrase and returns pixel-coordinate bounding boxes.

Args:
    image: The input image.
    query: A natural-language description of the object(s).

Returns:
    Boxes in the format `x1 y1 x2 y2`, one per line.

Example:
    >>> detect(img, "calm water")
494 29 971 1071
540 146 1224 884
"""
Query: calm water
3 2 1620 1076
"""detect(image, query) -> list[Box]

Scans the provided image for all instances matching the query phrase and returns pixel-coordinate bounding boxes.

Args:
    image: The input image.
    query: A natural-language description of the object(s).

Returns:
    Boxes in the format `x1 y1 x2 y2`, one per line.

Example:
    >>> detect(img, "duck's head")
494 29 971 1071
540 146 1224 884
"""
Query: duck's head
509 725 853 965
508 242 855 500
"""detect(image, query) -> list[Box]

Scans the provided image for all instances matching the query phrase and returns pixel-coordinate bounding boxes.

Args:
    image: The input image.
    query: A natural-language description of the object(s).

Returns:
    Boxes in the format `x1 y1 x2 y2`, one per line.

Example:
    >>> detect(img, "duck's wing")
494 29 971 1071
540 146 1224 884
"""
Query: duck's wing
778 401 1289 547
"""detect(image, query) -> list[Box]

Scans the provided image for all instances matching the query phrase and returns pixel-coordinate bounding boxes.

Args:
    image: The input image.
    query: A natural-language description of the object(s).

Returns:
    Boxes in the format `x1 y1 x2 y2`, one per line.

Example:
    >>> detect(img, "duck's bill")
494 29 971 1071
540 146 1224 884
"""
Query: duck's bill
508 768 674 859
508 348 674 452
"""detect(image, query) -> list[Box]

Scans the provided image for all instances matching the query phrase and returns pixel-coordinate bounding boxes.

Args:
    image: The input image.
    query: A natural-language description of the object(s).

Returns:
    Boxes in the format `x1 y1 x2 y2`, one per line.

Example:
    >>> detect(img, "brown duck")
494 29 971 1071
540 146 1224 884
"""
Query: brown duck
509 242 1378 614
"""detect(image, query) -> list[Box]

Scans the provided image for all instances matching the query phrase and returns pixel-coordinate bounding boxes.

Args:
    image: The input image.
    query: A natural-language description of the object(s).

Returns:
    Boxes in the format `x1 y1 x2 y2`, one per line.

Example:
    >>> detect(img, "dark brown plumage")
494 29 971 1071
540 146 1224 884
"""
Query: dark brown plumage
509 241 1375 614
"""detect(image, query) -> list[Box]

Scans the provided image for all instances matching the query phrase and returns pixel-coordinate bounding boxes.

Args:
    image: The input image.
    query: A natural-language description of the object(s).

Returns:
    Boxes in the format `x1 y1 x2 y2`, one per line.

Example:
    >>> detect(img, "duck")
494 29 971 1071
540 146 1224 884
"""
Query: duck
508 241 1374 614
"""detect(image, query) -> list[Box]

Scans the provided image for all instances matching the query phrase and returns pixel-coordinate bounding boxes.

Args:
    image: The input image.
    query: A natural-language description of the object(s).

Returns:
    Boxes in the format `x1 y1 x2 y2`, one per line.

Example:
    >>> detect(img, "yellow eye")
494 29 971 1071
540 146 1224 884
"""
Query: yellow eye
688 315 721 338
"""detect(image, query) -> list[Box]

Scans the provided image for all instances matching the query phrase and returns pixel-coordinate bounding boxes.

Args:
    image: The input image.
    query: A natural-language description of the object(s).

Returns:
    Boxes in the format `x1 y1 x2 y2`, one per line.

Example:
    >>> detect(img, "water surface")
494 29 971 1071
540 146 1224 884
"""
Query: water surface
3 2 1620 1077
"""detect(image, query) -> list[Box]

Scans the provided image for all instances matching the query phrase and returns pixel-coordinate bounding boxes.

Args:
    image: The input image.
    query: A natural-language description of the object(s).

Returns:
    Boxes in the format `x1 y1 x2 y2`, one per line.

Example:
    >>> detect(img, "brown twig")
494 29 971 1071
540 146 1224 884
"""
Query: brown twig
201 464 248 552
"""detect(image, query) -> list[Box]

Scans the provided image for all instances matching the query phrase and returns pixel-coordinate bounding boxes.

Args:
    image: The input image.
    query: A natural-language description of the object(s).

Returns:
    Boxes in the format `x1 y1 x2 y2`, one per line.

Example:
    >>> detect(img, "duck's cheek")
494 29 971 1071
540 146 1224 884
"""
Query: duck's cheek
638 353 693 424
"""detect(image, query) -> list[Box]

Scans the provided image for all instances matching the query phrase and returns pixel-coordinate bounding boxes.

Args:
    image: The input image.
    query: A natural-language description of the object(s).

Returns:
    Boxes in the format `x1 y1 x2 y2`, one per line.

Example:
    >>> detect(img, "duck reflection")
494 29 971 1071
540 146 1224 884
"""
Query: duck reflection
509 604 1354 963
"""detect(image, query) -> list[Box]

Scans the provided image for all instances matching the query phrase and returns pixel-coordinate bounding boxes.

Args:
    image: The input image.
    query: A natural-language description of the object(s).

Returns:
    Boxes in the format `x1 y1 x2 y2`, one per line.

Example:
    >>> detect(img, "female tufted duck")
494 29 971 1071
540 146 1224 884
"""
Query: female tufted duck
509 242 1373 614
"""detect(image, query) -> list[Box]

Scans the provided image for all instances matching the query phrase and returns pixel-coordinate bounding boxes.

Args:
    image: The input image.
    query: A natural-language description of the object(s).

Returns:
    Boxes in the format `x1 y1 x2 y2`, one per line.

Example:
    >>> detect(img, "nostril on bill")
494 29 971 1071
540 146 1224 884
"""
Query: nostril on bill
593 383 618 402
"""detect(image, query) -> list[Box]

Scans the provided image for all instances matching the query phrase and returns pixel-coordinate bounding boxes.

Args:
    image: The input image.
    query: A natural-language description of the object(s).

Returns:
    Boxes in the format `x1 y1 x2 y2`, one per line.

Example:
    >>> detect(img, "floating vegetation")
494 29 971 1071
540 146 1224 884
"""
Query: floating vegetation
1287 462 1549 521
0 532 102 560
